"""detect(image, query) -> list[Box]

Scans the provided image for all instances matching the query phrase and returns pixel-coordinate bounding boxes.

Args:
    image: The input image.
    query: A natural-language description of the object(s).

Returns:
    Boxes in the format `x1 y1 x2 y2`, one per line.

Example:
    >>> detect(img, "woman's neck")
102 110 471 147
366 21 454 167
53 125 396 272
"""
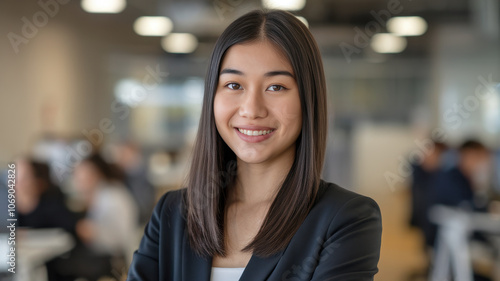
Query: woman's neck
231 151 295 205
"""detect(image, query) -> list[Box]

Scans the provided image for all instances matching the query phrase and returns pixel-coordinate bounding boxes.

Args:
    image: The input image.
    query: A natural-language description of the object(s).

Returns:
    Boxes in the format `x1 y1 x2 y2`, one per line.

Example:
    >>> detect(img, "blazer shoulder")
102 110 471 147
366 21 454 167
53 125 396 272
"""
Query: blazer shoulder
318 180 379 208
154 188 187 220
316 180 381 227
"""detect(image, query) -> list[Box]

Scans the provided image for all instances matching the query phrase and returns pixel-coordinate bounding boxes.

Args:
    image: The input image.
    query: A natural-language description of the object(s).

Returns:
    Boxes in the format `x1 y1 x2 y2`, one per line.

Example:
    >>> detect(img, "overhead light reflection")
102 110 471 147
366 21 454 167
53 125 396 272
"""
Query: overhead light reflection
387 16 428 36
134 16 173 36
161 33 198 54
262 0 306 11
81 0 126 13
295 16 309 28
370 33 407 53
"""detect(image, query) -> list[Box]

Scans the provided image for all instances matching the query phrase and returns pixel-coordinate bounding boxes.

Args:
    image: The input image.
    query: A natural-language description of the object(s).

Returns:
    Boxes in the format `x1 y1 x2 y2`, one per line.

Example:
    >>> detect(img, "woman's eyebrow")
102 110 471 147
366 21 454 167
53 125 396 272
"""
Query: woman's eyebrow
220 68 243 75
264 70 294 78
220 68 294 78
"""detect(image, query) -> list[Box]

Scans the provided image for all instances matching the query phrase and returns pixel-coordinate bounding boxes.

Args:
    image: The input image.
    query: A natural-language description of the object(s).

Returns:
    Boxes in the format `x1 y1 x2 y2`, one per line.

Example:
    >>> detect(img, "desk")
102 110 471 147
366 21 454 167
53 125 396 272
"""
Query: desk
430 206 500 281
15 228 75 281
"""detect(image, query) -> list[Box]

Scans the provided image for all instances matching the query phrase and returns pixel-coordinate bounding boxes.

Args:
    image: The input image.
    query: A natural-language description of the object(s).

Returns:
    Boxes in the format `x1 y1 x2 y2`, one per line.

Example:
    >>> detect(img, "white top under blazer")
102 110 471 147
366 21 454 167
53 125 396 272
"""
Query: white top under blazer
210 267 245 281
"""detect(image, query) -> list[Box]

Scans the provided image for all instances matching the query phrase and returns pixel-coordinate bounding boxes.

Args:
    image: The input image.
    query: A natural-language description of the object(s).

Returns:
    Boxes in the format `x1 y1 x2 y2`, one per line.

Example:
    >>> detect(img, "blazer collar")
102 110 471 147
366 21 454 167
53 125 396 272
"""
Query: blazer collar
181 232 212 281
181 232 284 281
239 251 284 281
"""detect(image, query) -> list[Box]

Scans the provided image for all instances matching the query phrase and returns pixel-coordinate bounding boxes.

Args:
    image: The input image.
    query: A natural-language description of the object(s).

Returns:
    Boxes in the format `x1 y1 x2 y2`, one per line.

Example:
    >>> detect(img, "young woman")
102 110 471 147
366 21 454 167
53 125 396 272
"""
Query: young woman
128 9 382 281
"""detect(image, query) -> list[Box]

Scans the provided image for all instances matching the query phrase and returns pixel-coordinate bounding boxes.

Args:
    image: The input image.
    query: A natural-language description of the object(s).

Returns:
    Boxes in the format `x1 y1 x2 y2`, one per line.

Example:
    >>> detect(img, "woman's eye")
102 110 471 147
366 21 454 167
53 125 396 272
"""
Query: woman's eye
267 85 286 92
226 83 242 90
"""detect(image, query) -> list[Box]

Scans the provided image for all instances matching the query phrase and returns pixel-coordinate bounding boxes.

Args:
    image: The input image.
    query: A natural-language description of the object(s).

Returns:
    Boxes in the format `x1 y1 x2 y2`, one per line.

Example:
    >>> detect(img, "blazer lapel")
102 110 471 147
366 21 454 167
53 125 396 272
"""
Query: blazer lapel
239 251 284 281
181 231 212 281
180 229 284 281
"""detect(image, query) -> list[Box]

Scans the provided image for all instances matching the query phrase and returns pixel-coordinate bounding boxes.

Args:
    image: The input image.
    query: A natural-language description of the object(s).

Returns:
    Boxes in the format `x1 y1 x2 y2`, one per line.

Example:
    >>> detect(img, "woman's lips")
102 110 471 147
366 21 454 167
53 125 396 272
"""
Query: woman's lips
234 127 276 143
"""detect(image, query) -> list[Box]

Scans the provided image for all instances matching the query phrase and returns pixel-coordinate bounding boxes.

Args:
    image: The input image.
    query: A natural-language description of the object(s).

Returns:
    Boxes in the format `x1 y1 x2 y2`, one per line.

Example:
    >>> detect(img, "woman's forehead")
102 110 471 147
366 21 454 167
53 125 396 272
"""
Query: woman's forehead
220 40 293 75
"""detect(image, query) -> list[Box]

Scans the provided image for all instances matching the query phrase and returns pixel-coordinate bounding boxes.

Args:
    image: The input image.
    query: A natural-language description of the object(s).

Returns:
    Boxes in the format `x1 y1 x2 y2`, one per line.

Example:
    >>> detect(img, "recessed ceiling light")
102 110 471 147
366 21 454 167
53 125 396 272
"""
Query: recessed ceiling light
161 33 198 54
262 0 306 11
370 33 407 53
134 16 173 36
295 16 309 28
387 16 428 36
81 0 126 14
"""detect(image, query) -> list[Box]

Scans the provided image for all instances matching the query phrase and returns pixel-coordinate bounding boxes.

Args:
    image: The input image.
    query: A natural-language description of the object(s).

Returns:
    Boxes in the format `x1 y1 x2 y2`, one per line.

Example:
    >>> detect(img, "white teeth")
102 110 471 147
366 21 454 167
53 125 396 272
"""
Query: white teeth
238 128 273 136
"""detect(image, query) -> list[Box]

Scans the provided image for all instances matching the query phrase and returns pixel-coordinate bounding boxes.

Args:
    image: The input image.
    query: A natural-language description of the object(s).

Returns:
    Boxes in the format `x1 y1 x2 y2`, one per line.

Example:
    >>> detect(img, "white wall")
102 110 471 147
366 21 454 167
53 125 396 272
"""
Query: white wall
352 123 416 195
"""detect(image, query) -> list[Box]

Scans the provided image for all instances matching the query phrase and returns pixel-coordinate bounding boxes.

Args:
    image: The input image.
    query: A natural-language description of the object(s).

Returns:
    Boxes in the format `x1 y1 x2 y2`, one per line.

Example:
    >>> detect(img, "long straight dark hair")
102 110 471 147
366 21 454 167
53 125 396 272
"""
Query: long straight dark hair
185 9 327 258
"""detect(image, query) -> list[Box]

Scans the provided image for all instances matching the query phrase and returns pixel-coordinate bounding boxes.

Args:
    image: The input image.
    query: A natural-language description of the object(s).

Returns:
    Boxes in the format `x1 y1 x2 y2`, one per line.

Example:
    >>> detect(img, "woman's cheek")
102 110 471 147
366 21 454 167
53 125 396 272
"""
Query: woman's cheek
277 100 302 123
215 93 238 122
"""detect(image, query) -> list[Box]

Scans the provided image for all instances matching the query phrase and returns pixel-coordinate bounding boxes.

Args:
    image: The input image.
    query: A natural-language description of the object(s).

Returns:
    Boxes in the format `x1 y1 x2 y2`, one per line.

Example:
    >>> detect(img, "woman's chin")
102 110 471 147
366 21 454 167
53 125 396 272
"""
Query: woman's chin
235 153 270 165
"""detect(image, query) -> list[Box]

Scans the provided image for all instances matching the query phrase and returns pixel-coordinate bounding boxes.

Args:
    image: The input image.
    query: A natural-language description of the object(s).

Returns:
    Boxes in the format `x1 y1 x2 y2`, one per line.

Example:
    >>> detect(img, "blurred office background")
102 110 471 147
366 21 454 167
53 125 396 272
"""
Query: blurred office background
0 0 500 280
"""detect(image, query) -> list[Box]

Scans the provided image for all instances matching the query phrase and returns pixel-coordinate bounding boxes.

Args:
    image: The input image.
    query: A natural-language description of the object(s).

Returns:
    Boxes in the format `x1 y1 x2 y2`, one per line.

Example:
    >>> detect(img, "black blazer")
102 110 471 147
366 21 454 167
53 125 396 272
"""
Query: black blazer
127 180 382 281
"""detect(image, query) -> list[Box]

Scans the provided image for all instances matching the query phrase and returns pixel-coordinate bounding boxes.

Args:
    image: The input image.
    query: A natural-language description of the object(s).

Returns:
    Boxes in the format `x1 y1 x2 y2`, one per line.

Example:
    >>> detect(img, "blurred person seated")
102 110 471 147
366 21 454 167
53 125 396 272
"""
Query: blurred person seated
433 139 492 211
47 153 138 281
409 141 448 249
16 157 77 234
111 141 155 225
406 141 448 281
74 153 139 260
488 150 500 213
429 140 498 281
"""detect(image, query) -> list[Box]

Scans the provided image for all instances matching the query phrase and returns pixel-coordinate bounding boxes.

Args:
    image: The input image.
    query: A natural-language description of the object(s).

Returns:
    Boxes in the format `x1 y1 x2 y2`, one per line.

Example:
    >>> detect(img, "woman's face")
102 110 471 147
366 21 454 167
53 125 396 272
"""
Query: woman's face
214 40 302 166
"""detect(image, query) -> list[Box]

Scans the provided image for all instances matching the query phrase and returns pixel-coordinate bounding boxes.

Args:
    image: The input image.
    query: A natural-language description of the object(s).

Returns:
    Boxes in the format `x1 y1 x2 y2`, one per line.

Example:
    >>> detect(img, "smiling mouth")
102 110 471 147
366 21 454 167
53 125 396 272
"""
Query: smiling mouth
237 128 275 136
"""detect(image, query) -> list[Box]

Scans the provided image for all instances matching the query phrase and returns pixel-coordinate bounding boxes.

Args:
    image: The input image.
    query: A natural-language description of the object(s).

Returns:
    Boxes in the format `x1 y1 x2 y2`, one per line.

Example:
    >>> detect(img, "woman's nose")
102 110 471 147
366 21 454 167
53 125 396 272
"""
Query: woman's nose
238 88 268 119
